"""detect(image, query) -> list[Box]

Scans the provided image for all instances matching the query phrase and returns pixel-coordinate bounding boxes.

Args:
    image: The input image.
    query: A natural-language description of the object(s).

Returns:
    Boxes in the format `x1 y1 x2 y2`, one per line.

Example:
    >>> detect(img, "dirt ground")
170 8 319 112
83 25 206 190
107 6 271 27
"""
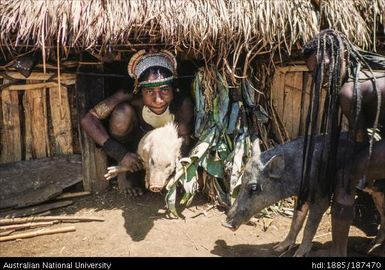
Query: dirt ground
0 185 382 257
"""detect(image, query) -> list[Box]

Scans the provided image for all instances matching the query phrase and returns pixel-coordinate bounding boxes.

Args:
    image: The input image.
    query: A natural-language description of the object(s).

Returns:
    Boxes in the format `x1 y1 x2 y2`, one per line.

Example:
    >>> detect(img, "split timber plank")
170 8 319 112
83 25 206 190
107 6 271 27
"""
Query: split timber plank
22 91 33 160
0 155 82 203
24 87 50 158
281 73 292 139
271 69 285 118
0 83 22 163
0 184 63 209
0 201 73 218
49 86 73 155
282 72 303 138
77 64 109 193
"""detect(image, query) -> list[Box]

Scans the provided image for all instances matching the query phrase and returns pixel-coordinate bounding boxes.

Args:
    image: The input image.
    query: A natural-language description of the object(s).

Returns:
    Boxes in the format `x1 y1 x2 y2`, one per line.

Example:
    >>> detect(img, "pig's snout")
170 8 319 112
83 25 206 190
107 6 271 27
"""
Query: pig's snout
224 204 245 231
149 185 163 192
222 219 240 231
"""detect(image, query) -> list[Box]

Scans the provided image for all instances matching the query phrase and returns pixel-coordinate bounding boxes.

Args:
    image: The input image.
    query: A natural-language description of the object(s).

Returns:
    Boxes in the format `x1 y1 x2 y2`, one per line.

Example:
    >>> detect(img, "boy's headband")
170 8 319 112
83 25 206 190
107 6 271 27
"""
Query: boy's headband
128 50 177 92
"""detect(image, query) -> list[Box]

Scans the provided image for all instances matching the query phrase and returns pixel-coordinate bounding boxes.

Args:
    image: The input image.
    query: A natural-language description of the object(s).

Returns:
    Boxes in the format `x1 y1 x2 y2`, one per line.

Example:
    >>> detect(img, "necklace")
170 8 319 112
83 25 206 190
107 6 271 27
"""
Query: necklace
142 105 174 128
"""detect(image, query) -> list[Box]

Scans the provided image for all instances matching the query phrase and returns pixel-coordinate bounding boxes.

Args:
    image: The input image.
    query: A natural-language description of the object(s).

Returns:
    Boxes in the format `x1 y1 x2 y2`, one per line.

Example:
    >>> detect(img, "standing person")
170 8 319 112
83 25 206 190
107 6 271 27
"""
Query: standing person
301 29 385 256
81 50 195 197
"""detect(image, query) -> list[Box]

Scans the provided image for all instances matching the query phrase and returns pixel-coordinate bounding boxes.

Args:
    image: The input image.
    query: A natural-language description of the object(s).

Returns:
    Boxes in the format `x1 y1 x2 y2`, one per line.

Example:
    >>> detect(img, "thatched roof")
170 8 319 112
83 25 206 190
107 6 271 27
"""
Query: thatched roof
1 0 384 65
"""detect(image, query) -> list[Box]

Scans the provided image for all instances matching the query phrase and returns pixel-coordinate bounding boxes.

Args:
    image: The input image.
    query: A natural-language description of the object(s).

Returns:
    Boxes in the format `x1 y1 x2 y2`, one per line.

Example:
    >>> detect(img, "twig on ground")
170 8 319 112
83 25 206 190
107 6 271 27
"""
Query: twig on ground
0 221 59 231
0 226 76 242
0 216 104 226
182 231 199 250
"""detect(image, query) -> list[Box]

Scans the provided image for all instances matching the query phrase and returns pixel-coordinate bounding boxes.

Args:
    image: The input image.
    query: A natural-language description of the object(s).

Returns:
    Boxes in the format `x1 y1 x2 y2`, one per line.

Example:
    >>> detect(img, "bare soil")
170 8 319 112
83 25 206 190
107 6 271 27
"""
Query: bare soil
0 186 381 257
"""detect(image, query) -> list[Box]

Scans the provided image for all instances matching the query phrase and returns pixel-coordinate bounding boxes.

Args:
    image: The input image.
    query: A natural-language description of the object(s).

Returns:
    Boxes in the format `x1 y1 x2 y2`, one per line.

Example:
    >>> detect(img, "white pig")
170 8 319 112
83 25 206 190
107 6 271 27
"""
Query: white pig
105 122 183 192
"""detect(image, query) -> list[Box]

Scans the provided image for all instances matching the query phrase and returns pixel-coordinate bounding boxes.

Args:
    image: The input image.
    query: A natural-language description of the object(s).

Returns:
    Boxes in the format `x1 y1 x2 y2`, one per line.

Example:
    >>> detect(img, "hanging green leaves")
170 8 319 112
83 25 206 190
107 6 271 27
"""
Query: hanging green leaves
165 67 264 215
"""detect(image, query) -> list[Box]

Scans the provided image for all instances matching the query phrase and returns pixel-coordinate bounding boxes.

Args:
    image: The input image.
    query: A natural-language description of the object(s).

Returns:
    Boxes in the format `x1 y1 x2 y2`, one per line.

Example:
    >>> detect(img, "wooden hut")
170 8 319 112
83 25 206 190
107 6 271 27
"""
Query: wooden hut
1 0 384 213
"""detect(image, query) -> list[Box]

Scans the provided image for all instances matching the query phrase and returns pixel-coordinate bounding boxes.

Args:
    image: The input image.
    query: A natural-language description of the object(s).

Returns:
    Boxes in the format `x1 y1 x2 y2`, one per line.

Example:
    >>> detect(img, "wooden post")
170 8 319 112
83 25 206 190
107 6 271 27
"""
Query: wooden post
76 63 109 193
49 86 73 154
282 72 303 138
23 86 50 159
1 80 22 163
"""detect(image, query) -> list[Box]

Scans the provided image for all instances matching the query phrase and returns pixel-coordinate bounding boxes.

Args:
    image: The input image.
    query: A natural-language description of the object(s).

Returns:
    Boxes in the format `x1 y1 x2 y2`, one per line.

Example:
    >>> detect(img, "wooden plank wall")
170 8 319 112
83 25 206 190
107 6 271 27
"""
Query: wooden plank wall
24 86 50 158
271 65 327 140
1 80 22 163
77 64 109 193
0 72 76 163
49 86 73 154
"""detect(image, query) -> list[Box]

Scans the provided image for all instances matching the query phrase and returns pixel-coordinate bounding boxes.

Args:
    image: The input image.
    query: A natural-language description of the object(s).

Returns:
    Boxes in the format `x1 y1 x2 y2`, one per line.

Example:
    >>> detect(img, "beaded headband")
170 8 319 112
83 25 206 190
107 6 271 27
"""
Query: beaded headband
128 50 177 93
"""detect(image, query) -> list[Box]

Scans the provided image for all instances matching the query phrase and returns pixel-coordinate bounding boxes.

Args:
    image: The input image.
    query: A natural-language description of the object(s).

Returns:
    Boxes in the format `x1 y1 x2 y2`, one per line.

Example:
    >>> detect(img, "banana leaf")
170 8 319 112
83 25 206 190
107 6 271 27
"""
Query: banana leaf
229 132 247 202
217 134 232 160
165 69 261 213
213 72 230 129
212 177 230 206
182 161 199 191
201 152 225 178
165 184 178 218
190 127 217 160
193 71 206 138
255 104 269 124
180 192 195 206
165 127 216 209
227 101 240 135
242 79 256 108
179 161 199 207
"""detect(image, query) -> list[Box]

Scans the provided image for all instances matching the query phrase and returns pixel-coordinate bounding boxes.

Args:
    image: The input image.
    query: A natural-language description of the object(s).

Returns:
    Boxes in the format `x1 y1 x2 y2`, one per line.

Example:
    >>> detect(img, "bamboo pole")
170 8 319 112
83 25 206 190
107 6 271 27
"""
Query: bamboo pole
54 191 91 200
0 230 15 236
3 80 76 91
0 226 76 242
0 216 104 226
0 221 59 231
0 72 75 81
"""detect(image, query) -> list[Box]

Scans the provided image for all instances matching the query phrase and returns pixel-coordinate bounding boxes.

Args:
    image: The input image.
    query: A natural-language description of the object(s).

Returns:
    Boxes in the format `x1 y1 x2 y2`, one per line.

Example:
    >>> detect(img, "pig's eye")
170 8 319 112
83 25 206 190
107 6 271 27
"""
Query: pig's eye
150 158 154 165
249 183 262 195
165 163 171 169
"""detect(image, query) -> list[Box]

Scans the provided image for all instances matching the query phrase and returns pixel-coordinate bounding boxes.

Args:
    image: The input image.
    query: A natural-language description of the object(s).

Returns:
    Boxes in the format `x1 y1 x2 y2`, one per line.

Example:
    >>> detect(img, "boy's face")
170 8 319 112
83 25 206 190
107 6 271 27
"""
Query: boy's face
141 84 174 115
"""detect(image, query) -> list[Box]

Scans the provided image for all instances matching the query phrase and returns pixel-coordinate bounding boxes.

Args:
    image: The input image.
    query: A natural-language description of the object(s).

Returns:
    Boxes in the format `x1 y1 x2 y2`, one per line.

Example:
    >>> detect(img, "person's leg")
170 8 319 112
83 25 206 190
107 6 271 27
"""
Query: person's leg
367 182 385 254
330 192 355 256
330 140 385 256
109 102 145 197
273 200 310 253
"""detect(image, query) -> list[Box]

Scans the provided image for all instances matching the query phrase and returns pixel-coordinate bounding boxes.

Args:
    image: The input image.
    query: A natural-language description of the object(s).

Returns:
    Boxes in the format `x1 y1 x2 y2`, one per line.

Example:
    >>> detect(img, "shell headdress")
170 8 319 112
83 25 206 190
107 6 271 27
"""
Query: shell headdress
128 50 177 92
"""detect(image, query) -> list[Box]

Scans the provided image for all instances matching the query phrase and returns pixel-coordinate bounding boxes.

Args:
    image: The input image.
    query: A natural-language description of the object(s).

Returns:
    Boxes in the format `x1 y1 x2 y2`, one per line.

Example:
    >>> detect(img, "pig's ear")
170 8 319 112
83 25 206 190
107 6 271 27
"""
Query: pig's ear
251 138 261 157
264 155 285 179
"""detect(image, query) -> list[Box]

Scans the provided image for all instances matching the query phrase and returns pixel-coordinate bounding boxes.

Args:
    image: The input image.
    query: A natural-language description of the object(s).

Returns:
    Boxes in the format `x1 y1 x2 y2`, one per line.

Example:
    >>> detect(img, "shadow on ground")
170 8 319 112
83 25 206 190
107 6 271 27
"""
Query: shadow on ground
55 182 210 242
210 239 280 257
210 236 384 257
121 192 167 242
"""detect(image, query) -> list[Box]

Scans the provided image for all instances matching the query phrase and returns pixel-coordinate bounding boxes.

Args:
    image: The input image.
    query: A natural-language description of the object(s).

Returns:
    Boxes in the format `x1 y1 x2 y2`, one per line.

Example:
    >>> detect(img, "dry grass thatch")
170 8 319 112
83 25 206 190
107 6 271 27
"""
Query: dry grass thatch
1 0 384 64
